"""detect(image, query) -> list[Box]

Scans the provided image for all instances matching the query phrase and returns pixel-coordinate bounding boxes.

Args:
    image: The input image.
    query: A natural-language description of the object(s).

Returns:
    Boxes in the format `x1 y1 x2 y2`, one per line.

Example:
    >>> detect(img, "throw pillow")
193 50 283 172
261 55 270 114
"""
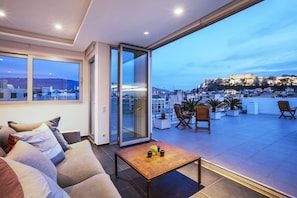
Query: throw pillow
52 128 71 151
8 117 71 151
0 157 70 198
11 123 65 165
8 116 61 132
6 140 57 181
0 147 5 157
0 125 16 153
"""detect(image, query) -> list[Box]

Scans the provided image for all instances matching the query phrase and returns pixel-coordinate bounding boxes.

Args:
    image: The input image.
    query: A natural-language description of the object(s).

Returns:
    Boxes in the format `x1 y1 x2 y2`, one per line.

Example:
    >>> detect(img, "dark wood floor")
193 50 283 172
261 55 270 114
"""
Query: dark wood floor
88 139 268 198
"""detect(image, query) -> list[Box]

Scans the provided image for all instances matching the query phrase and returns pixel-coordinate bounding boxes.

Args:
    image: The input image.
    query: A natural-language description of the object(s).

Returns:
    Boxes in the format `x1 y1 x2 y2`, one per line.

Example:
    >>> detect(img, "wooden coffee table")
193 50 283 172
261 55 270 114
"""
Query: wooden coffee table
115 141 201 197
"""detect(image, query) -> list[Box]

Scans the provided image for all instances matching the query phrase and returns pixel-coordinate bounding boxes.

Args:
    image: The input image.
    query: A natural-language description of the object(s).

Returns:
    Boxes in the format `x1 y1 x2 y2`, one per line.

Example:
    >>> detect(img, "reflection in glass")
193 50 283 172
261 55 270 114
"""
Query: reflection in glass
121 47 149 143
0 55 28 101
32 59 80 101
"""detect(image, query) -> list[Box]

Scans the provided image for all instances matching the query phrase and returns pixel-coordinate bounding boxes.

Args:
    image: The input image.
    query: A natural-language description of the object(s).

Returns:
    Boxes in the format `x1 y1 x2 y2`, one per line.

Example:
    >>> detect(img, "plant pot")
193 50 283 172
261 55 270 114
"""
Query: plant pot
154 119 171 129
226 110 240 116
210 112 221 120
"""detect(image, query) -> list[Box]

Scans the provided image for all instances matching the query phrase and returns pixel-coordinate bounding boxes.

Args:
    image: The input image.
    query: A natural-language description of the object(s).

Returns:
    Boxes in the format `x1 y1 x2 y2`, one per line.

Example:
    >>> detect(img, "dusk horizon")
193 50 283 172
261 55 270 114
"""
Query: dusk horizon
152 0 297 92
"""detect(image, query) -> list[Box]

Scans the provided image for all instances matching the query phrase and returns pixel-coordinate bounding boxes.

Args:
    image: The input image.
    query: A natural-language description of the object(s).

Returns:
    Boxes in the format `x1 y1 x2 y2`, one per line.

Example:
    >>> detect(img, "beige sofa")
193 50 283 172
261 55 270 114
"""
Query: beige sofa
0 123 121 198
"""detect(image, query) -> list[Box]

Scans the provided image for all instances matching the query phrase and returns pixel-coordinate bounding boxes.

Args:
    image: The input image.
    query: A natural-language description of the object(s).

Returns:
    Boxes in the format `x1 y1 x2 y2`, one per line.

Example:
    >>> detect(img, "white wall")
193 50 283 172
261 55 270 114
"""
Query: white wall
0 40 91 136
86 42 111 145
242 97 297 115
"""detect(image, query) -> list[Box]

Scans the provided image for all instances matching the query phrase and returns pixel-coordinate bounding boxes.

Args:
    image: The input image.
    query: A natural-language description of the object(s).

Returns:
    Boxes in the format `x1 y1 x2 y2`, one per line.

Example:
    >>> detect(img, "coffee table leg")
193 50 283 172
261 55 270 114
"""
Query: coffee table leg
147 179 151 198
197 158 201 186
115 153 118 177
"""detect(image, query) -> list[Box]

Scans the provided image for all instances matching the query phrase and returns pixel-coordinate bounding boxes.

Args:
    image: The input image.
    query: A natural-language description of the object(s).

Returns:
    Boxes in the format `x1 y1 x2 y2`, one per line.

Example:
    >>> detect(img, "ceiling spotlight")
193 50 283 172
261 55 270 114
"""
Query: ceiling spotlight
174 7 184 16
144 31 149 35
55 24 63 30
0 10 6 17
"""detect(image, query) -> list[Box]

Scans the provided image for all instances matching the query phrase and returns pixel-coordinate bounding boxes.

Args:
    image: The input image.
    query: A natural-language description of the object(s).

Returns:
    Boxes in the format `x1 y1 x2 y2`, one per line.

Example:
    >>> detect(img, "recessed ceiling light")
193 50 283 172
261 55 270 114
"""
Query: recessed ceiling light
55 24 63 30
0 10 6 17
144 31 149 35
174 7 184 16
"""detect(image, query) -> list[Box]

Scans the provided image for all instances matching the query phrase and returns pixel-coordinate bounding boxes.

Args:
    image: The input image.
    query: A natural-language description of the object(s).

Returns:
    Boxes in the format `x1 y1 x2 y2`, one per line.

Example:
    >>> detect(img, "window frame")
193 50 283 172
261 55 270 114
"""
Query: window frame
0 52 83 104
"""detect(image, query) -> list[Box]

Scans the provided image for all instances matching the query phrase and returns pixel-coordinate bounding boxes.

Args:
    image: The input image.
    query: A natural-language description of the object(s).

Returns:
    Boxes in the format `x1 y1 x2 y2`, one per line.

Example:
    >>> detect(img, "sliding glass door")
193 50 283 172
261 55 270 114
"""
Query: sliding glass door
119 44 151 146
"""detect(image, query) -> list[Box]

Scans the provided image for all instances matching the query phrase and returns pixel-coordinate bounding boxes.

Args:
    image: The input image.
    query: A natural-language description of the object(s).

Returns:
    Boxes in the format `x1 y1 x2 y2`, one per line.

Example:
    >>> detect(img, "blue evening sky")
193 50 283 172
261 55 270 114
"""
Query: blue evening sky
152 0 297 91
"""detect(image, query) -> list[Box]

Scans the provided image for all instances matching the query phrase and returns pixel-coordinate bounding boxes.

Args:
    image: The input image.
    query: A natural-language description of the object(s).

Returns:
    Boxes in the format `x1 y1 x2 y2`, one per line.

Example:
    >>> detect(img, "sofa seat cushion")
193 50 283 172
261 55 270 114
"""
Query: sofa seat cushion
63 173 121 198
56 140 105 188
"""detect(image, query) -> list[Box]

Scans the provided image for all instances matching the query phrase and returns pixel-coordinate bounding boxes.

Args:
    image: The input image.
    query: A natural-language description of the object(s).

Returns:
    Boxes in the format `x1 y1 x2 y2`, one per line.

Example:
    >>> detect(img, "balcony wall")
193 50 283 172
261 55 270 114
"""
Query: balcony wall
241 97 297 115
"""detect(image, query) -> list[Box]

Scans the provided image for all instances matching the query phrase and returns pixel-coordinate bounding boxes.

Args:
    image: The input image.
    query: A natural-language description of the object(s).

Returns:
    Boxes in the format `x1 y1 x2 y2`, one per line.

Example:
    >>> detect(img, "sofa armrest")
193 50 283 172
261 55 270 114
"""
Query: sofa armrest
61 130 81 144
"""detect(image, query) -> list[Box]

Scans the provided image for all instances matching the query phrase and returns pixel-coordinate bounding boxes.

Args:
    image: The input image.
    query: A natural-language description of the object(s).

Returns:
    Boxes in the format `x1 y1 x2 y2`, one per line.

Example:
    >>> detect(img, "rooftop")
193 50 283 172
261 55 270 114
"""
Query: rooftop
152 113 297 197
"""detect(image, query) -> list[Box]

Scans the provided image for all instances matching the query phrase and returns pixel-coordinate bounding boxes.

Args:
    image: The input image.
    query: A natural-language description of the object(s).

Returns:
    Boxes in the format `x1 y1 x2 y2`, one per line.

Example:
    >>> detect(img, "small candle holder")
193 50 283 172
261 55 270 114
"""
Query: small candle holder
160 149 165 157
147 150 152 158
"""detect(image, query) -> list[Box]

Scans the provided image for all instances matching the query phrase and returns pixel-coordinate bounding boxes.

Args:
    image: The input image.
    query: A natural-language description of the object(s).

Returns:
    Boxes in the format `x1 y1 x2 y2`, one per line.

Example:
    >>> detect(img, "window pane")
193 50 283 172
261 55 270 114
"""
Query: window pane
0 55 28 101
32 58 80 101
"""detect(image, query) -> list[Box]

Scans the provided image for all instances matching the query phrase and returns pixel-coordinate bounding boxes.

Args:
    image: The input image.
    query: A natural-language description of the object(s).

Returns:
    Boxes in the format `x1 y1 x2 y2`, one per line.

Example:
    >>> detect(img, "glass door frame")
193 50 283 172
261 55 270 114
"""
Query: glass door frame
118 44 152 147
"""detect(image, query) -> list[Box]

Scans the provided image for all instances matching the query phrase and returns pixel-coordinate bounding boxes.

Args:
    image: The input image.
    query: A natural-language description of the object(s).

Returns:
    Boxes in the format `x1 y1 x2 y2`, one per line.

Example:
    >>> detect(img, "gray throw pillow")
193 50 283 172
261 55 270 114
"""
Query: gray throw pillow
6 140 57 181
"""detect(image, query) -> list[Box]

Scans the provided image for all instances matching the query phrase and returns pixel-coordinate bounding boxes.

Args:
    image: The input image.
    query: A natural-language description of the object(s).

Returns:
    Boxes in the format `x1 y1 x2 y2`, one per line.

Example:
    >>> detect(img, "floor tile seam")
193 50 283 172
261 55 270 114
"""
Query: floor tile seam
100 145 118 162
192 191 212 198
201 176 225 191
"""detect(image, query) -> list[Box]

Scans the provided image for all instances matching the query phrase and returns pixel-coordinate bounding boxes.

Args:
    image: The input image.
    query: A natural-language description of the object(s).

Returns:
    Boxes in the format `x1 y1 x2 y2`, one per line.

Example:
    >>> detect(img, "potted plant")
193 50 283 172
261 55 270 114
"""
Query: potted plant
182 98 202 113
206 99 223 119
154 112 171 129
223 96 242 116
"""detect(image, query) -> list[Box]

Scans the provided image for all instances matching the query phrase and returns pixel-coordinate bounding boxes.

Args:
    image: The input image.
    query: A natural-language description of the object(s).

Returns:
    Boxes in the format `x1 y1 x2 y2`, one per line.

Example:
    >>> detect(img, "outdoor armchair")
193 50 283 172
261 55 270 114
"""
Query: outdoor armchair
174 104 193 129
194 105 211 133
277 100 296 119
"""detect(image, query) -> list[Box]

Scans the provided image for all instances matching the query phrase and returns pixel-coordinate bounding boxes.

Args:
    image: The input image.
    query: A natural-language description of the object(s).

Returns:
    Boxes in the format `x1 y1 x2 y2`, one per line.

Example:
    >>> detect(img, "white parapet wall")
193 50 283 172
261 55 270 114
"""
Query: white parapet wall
241 97 297 115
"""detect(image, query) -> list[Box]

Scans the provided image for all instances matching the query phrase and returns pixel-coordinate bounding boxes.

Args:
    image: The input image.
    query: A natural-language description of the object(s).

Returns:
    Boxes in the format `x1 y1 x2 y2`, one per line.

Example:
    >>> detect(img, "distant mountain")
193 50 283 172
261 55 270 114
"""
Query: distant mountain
1 78 79 90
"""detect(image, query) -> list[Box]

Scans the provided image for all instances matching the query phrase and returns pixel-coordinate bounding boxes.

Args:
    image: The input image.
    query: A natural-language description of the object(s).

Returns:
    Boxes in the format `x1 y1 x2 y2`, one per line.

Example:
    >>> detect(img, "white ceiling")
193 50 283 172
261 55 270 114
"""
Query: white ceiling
0 0 262 52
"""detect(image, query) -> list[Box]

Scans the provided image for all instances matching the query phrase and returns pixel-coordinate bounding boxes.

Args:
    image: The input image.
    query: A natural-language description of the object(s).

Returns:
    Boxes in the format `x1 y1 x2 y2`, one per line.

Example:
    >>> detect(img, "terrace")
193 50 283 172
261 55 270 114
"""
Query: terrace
152 113 297 197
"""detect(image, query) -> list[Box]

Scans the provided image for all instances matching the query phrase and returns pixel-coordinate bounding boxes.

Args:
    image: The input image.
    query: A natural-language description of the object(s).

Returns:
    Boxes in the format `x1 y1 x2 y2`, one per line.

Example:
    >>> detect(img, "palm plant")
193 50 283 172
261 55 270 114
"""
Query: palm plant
206 99 223 112
182 98 201 113
223 96 242 110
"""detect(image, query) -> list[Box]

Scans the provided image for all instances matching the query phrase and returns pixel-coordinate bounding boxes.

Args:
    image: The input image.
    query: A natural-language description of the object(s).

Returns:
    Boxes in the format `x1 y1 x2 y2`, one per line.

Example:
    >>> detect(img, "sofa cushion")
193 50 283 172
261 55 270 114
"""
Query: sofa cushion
8 116 61 132
6 140 57 181
11 123 65 165
0 125 16 152
0 157 70 198
8 116 71 151
56 140 105 188
63 174 121 198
